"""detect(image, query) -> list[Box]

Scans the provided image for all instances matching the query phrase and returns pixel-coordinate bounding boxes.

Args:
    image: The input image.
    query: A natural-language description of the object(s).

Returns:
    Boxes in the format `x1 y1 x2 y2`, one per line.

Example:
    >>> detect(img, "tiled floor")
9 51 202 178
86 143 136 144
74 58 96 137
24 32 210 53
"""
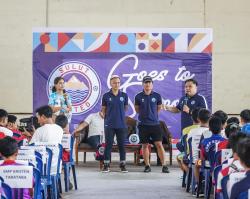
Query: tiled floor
61 153 194 199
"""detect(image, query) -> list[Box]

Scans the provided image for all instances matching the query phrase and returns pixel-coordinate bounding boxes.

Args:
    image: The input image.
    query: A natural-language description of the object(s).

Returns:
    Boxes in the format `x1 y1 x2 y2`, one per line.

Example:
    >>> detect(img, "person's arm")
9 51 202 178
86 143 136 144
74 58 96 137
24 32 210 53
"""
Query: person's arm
165 105 180 113
101 106 106 118
134 95 140 113
74 121 89 133
63 93 72 112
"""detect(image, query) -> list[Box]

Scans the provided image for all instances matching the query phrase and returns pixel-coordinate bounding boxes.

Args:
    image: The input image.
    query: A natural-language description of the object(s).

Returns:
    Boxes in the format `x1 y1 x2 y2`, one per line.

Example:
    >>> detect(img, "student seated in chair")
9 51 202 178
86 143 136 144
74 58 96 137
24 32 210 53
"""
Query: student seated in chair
0 136 33 199
230 136 250 199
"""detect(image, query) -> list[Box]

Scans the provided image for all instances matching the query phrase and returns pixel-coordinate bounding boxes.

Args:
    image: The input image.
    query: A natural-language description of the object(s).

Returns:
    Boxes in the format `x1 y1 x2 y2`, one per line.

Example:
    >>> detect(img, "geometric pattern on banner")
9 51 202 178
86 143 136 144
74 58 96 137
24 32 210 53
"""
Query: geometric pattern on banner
58 33 83 52
136 40 149 52
33 29 212 53
149 33 162 52
188 33 212 53
110 33 136 52
84 33 110 52
162 33 180 53
136 33 149 40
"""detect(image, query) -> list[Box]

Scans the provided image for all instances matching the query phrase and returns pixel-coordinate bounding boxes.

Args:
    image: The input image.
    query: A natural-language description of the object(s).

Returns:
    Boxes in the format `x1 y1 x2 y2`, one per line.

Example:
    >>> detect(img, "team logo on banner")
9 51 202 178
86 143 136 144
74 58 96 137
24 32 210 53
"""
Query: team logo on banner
47 61 101 115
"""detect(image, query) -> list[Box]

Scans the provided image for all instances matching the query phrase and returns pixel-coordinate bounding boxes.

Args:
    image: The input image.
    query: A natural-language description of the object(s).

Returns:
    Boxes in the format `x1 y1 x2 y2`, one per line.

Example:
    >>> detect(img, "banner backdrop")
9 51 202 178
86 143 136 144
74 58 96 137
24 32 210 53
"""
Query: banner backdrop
33 28 212 138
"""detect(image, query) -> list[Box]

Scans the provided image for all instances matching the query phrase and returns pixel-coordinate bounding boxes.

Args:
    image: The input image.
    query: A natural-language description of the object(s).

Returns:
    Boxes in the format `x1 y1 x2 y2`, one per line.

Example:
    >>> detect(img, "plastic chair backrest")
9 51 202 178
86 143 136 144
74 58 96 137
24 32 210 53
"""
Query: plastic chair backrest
187 137 193 163
33 167 41 199
45 148 53 178
57 144 63 175
69 135 75 162
1 182 12 199
221 175 229 199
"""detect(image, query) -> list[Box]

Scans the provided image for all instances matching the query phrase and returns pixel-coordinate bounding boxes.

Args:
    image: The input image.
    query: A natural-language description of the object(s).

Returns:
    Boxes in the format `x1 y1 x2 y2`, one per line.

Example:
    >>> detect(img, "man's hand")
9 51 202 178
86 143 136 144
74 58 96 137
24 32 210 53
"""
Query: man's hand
183 105 190 114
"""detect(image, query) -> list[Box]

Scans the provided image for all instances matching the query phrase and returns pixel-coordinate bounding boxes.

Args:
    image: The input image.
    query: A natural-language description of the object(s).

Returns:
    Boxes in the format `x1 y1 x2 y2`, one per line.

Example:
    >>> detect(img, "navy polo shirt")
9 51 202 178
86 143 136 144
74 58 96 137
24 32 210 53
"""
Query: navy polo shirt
135 91 162 125
102 90 128 128
176 93 208 130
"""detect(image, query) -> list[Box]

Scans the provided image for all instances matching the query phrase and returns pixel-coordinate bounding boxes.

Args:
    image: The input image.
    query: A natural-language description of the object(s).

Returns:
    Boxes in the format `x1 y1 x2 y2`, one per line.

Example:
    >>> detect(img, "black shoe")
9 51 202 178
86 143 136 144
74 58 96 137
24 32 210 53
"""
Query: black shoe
162 165 170 173
102 163 110 173
144 165 151 173
120 163 128 173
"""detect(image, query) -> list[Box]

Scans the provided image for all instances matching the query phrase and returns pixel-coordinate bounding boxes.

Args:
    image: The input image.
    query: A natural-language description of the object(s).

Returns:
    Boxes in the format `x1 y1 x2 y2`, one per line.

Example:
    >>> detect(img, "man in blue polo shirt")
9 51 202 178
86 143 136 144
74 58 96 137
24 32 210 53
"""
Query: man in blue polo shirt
135 75 170 173
101 75 128 173
165 79 208 132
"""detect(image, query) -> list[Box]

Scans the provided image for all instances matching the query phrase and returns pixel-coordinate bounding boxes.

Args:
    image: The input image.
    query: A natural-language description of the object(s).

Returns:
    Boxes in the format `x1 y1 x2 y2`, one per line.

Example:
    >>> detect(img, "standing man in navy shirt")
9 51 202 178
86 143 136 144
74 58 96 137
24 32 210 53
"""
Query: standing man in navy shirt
101 75 128 173
135 76 170 173
165 79 208 131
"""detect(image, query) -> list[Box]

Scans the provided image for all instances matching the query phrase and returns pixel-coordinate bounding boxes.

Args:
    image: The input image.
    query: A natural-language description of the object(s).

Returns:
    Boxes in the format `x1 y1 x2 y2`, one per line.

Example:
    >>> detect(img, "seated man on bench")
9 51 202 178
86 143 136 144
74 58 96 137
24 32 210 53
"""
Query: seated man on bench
74 111 104 149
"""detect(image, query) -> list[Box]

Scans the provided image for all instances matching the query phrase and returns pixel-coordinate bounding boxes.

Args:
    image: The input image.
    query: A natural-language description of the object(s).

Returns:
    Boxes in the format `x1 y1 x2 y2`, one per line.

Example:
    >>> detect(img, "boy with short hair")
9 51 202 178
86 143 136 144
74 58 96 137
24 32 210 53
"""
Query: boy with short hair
240 109 250 134
0 136 32 198
0 109 13 137
230 137 250 199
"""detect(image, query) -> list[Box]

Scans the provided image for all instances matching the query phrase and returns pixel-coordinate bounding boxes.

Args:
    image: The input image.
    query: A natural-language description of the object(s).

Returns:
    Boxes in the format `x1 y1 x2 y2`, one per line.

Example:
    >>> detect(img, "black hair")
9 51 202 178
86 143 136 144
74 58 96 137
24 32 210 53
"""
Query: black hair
8 114 17 123
213 110 228 125
225 123 240 138
227 117 240 125
0 109 8 119
55 115 68 129
236 137 250 168
191 108 200 123
240 109 250 123
36 105 53 118
52 76 66 93
0 136 18 158
209 116 222 134
228 132 246 152
198 108 211 123
184 79 198 86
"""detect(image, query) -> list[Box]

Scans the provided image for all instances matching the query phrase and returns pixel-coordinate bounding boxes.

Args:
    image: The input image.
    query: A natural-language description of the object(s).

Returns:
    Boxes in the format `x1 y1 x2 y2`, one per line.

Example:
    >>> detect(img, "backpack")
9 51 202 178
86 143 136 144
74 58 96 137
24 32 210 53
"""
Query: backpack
95 143 106 161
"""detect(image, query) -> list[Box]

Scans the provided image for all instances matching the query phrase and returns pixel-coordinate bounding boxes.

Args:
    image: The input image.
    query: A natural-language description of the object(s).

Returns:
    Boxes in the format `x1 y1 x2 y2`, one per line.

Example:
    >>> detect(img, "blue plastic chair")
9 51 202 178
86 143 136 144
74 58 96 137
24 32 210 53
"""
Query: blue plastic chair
63 135 78 192
1 182 12 199
221 175 229 199
186 137 196 194
213 165 222 199
33 167 42 199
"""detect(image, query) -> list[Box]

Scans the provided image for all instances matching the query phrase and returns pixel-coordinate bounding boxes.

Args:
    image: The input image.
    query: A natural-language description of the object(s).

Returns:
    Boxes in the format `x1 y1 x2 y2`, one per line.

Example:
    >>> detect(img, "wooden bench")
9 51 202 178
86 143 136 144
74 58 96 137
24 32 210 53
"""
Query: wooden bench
74 117 172 166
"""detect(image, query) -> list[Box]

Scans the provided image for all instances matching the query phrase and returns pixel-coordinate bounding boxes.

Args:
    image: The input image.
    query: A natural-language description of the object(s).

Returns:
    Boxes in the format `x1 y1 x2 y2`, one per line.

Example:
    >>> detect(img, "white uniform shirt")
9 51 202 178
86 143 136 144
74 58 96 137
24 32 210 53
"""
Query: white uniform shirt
0 126 13 137
30 124 63 144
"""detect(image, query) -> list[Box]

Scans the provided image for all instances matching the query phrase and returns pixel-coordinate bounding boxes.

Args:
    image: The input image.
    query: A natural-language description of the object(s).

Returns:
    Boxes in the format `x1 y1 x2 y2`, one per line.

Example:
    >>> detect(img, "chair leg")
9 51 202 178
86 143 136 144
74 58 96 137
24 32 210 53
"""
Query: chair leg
72 164 78 190
84 152 86 163
64 164 70 192
170 148 173 166
196 171 203 198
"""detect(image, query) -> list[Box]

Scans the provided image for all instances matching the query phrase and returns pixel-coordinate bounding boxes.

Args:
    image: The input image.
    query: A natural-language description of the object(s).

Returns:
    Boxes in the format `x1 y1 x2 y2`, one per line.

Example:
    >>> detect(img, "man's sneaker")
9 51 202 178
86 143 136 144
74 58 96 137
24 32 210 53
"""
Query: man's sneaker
162 165 170 173
120 163 128 173
102 163 110 173
144 165 151 173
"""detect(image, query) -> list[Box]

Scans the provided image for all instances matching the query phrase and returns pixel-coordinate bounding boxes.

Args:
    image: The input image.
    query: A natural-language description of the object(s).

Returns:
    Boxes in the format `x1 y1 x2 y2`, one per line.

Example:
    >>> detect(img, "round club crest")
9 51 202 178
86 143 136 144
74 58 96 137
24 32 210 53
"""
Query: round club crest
47 61 101 115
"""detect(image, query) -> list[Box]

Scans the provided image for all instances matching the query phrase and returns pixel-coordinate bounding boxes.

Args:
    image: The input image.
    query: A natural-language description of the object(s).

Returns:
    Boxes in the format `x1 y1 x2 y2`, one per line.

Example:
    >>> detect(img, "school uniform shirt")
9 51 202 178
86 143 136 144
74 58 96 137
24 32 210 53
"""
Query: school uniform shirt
230 171 250 199
187 126 209 162
200 134 225 159
134 91 162 126
241 123 250 135
102 90 128 128
30 124 63 144
216 160 244 193
0 126 13 137
176 93 208 130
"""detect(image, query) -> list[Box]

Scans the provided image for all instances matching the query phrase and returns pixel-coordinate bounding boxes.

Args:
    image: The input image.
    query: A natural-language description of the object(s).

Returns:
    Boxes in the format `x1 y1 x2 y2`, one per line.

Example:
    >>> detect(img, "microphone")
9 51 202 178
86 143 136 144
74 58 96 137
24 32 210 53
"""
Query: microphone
63 93 68 106
184 94 189 105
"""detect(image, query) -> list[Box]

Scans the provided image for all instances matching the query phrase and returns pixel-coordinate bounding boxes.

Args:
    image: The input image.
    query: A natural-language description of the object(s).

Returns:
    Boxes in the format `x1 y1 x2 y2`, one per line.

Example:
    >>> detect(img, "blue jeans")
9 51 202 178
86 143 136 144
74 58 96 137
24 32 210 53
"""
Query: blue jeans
87 135 101 149
104 128 127 163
